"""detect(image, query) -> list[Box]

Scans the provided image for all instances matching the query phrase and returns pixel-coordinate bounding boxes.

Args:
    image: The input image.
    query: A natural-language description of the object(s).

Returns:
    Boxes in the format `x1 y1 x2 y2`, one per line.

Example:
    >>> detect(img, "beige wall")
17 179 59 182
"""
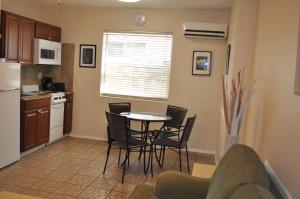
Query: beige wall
250 0 300 197
217 0 258 160
58 7 229 152
2 1 229 153
2 0 60 25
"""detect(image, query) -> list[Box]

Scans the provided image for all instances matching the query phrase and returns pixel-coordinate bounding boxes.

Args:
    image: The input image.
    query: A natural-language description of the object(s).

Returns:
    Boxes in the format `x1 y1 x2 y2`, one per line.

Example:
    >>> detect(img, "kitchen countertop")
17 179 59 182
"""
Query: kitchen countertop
21 91 74 101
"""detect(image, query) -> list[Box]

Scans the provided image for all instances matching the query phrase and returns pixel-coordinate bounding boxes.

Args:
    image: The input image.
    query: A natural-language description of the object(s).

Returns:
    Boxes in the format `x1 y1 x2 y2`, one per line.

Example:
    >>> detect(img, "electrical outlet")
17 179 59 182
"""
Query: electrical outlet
37 72 43 80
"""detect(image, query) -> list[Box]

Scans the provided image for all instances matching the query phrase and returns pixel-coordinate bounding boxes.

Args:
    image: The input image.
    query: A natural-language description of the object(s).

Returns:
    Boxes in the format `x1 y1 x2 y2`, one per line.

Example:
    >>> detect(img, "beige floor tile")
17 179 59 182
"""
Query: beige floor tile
68 158 90 167
78 187 109 199
66 175 96 186
47 192 76 199
89 177 119 190
45 171 75 182
107 190 131 199
31 180 62 192
78 167 101 178
113 183 136 193
54 183 86 197
0 137 215 199
23 169 52 179
59 165 83 174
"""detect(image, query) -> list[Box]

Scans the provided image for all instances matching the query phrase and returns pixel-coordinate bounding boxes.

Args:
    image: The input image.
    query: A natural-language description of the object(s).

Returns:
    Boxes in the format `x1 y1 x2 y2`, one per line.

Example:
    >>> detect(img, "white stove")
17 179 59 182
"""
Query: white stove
50 92 66 104
49 92 66 143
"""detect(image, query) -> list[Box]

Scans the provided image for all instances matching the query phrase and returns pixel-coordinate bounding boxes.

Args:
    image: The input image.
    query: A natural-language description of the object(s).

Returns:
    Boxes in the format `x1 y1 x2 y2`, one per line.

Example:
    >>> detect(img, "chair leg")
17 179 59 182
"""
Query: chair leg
103 144 111 174
118 148 122 166
186 144 190 173
128 149 131 167
161 146 166 167
151 145 154 177
179 147 182 172
122 149 129 184
138 147 143 160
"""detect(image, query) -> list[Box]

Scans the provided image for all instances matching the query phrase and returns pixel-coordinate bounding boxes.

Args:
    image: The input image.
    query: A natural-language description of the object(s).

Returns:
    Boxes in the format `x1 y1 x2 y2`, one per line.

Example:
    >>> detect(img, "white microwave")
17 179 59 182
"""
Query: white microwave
34 39 61 65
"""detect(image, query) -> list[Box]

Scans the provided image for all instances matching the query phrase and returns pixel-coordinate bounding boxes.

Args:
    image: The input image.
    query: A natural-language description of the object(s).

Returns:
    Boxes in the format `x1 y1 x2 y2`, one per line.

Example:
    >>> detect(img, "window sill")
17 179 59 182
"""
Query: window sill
99 93 169 103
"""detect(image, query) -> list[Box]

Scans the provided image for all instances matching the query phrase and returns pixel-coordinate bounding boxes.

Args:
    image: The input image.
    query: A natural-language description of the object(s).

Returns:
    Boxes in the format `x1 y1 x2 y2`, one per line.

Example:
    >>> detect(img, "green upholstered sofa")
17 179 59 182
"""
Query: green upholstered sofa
129 144 276 199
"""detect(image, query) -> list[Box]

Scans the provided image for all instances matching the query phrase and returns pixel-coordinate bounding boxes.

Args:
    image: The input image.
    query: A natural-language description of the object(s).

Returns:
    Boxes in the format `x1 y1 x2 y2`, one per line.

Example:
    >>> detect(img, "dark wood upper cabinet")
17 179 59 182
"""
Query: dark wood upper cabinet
19 18 35 64
0 11 62 64
4 13 19 62
1 11 34 64
35 21 61 42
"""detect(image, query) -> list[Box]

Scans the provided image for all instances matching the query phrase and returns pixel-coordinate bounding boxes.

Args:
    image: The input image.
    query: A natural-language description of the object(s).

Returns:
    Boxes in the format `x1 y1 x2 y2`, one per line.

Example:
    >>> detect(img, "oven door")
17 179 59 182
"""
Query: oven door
50 103 64 129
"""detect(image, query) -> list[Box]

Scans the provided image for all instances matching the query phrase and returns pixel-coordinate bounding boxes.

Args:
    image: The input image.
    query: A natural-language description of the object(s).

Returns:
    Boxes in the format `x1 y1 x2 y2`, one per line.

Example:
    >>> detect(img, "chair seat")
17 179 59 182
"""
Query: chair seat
152 138 181 148
113 137 149 148
152 130 178 139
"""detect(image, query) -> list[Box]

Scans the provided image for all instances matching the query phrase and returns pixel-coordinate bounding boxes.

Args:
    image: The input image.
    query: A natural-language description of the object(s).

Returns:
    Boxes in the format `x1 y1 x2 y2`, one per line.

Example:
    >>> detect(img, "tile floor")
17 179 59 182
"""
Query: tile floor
0 137 215 199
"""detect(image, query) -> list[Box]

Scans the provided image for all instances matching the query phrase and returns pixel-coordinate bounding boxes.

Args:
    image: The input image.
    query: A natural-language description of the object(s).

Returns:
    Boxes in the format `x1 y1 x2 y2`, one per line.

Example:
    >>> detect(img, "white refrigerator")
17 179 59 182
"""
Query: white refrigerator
0 63 21 169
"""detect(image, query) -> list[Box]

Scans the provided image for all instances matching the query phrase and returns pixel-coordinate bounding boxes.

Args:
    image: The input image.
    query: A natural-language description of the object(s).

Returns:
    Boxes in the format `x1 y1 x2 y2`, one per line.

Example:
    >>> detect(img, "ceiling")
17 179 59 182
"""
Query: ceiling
30 0 233 10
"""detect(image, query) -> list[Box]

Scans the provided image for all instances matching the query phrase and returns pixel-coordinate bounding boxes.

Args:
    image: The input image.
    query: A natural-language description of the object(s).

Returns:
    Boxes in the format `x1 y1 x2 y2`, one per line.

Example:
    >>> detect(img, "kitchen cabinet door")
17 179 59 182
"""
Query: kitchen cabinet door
4 13 19 62
23 110 38 150
37 107 50 144
19 18 34 64
63 101 73 134
35 21 61 42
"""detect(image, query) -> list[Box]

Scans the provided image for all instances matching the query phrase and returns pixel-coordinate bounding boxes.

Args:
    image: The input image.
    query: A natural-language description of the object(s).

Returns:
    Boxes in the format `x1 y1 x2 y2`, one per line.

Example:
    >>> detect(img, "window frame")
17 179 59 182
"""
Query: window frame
100 31 174 101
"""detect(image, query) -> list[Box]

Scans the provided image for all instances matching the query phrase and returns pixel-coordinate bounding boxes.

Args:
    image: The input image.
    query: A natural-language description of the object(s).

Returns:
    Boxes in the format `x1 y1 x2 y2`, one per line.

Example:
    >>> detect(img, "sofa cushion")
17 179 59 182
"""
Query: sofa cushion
230 184 276 199
155 171 210 199
206 144 270 199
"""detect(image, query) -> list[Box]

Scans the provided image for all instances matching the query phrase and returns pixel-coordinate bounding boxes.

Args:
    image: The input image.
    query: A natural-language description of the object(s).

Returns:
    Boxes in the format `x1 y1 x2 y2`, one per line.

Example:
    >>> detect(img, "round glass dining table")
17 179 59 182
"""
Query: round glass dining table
120 112 172 139
120 112 172 174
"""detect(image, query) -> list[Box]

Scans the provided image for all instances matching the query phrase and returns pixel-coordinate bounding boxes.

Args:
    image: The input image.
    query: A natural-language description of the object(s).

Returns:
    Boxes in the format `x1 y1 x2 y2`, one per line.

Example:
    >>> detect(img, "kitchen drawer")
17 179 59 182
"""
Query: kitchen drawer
23 97 51 110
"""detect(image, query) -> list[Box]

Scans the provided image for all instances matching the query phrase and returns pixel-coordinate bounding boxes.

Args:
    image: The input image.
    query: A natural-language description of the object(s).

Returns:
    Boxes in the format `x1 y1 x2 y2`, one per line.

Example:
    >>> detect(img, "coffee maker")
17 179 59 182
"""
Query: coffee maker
41 76 53 90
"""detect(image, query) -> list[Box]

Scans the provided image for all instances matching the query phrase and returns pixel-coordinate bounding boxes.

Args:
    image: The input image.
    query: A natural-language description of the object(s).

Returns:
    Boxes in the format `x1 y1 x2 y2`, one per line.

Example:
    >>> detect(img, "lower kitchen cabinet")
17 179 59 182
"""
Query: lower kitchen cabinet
64 93 73 134
21 97 51 152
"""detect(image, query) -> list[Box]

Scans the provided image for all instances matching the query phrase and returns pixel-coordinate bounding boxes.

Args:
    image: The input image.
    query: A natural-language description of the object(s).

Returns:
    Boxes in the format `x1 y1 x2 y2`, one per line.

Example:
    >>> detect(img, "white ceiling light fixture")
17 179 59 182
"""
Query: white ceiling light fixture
118 0 141 3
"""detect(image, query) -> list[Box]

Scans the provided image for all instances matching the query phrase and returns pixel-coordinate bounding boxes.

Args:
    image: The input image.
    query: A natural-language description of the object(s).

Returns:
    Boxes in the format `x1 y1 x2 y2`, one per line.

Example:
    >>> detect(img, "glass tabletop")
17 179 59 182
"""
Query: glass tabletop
120 112 172 122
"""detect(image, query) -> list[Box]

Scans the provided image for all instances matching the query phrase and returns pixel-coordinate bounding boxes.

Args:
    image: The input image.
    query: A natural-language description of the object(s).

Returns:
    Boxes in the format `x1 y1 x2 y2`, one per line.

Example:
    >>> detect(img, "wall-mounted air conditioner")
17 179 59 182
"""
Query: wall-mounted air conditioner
183 22 228 40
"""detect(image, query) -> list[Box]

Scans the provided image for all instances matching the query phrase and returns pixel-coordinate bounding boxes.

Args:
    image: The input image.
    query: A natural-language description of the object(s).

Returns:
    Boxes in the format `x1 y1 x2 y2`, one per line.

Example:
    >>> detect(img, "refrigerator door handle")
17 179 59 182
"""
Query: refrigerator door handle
0 88 21 92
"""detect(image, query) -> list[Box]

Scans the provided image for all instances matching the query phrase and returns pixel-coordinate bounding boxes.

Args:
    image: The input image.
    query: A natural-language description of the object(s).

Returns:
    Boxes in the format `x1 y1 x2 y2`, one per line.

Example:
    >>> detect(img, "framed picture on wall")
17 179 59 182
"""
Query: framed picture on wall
79 44 96 68
192 51 212 76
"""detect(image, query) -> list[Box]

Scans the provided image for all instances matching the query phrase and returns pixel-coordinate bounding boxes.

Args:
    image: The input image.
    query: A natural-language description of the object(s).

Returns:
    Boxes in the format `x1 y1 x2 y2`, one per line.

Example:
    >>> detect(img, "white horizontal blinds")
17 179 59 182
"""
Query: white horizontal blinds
100 32 173 100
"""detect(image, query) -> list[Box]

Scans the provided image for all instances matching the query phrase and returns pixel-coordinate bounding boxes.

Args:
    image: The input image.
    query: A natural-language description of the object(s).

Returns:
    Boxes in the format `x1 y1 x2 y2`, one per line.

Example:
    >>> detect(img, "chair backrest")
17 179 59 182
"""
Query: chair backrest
109 102 131 114
206 144 270 199
165 105 187 129
105 111 128 143
180 115 196 144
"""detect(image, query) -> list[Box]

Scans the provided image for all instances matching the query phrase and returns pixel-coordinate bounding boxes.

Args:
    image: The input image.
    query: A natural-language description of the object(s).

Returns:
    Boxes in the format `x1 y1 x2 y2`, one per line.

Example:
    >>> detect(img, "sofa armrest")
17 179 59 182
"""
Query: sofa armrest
155 171 210 199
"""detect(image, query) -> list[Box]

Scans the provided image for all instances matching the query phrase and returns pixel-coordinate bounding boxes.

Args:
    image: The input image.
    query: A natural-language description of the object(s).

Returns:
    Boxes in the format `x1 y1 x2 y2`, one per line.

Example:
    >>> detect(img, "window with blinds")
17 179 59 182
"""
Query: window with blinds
100 32 173 100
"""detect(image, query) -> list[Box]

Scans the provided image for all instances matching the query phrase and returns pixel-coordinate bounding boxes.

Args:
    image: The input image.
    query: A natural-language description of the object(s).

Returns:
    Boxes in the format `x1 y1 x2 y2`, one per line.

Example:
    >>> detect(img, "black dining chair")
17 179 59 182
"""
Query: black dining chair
151 105 188 163
107 102 131 166
108 102 131 114
151 115 196 175
153 105 188 139
103 112 151 183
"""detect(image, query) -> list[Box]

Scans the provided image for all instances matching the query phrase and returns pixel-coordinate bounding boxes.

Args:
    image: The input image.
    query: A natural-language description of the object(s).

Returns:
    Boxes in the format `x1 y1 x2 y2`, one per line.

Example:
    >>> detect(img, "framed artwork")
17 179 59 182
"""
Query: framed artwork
192 51 212 76
79 44 96 68
225 44 231 75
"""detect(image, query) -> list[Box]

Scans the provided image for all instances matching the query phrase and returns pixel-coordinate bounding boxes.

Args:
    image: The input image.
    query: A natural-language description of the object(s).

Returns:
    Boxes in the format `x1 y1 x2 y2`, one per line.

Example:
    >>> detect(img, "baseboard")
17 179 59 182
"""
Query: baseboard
189 148 216 155
69 134 107 142
264 160 293 199
69 134 215 156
